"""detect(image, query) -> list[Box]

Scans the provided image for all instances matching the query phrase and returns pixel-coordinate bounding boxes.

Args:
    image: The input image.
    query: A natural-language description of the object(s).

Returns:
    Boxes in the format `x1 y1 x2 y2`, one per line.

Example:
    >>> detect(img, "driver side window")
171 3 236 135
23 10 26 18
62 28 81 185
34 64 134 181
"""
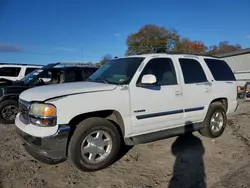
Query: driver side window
137 58 178 86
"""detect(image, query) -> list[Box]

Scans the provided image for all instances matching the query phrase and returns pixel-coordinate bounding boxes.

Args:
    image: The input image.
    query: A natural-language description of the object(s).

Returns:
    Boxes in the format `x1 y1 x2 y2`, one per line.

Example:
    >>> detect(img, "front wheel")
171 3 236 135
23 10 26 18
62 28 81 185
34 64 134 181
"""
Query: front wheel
0 99 19 124
68 117 122 172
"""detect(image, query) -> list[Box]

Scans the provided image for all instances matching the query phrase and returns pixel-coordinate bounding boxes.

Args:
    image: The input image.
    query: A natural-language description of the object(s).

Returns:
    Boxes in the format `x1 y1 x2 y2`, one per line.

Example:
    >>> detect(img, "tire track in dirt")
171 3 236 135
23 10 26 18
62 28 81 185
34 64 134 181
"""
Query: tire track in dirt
210 162 250 188
227 118 250 149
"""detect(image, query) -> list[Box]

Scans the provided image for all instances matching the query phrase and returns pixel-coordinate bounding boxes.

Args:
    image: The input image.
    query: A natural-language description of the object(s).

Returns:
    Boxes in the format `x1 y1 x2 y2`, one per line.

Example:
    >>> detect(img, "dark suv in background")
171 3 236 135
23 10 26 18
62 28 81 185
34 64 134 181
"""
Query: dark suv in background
0 62 98 124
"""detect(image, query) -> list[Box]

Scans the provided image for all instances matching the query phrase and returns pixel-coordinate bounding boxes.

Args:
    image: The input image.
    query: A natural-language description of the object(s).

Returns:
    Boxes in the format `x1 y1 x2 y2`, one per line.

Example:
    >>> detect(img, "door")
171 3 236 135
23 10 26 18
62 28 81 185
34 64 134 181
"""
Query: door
177 57 213 123
129 57 185 135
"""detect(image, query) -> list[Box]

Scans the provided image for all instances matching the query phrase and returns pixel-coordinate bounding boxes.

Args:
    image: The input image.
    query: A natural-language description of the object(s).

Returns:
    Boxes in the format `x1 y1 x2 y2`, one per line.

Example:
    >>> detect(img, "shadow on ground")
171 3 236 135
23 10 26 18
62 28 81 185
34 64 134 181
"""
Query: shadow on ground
168 122 206 188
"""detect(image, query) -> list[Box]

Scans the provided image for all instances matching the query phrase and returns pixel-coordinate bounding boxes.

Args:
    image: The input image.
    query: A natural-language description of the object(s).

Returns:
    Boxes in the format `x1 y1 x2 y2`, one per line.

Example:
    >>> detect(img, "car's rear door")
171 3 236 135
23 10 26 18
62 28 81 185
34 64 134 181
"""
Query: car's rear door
174 55 214 123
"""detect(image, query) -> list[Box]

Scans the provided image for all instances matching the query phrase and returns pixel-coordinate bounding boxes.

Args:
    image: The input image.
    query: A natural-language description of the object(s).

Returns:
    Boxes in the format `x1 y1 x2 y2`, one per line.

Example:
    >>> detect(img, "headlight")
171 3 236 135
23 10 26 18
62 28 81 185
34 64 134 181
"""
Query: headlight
29 103 57 127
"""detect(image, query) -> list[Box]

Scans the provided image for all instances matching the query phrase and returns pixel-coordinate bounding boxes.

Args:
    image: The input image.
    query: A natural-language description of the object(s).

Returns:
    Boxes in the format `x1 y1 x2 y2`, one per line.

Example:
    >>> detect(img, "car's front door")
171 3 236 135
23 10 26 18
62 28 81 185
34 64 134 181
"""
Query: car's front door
129 57 185 136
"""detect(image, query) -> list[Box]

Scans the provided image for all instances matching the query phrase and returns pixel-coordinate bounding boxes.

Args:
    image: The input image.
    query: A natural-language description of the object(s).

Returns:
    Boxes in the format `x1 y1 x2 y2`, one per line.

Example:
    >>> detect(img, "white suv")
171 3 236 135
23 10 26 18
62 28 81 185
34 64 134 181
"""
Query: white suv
15 53 238 172
0 63 42 81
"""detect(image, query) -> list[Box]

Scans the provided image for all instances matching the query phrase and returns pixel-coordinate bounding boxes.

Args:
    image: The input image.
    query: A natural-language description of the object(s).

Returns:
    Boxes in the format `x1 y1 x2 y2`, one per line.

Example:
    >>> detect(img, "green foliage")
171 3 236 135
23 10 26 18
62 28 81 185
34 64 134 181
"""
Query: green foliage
125 24 242 56
125 24 180 55
206 41 241 55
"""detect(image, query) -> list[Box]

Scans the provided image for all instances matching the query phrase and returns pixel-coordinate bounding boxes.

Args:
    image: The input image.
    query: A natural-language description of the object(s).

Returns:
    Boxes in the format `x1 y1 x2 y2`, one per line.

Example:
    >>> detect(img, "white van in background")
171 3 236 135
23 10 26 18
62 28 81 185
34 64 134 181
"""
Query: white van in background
0 63 42 82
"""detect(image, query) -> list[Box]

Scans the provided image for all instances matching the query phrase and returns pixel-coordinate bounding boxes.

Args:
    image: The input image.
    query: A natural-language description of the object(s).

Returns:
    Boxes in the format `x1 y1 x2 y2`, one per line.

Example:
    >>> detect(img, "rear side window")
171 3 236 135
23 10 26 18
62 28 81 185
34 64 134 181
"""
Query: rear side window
25 68 38 75
90 68 98 74
204 59 236 81
179 58 207 84
82 68 92 80
0 67 21 77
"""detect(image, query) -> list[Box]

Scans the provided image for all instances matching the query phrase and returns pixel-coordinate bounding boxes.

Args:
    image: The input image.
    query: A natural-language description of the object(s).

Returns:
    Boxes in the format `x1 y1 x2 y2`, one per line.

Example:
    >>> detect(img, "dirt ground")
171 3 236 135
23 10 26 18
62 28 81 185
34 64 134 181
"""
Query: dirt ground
0 100 250 188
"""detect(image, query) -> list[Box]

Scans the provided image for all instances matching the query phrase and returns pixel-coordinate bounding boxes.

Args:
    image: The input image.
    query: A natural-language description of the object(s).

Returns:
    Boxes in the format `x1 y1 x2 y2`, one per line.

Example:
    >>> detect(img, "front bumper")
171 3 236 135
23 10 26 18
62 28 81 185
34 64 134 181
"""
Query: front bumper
16 124 71 165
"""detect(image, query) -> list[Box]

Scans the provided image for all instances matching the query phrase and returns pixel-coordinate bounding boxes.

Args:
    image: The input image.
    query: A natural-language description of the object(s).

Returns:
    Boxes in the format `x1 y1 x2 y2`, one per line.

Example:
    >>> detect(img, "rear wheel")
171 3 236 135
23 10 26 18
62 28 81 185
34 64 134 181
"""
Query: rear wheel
0 99 19 124
68 117 122 172
199 102 227 138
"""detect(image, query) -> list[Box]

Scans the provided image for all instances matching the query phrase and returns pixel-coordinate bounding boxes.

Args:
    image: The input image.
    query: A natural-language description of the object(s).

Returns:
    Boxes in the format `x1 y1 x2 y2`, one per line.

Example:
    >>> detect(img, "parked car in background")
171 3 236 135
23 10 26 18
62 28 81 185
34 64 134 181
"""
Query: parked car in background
0 62 98 124
0 63 42 82
15 53 238 172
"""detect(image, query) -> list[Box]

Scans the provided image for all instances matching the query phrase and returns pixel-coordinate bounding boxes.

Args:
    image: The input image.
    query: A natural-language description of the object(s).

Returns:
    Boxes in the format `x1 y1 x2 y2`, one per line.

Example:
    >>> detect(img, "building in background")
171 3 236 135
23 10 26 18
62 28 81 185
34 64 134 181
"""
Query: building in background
216 48 250 86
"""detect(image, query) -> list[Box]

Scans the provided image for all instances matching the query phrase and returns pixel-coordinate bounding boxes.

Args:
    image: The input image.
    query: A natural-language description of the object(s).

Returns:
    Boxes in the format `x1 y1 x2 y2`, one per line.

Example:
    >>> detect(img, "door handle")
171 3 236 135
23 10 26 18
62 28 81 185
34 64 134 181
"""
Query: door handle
175 91 182 96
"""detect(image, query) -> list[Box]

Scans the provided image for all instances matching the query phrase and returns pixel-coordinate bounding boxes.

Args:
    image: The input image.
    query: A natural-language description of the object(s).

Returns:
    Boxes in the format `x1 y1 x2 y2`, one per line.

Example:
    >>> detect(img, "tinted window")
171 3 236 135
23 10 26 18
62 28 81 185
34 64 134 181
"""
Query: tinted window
82 68 92 80
179 58 207 84
138 58 177 85
204 58 236 81
90 67 98 74
0 67 21 77
73 69 85 82
64 69 77 82
25 68 38 75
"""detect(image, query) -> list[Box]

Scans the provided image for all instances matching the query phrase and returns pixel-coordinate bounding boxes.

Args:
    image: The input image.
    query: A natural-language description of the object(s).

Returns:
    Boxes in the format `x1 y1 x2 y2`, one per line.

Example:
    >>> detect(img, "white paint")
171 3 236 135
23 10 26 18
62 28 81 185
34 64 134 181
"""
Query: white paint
141 74 156 84
16 53 238 139
20 82 117 102
0 64 42 81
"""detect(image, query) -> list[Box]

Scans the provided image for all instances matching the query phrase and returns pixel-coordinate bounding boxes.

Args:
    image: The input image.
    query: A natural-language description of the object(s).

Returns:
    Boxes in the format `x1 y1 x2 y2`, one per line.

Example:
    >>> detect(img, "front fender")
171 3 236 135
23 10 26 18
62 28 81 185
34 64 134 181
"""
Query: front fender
0 94 19 103
46 88 132 137
0 85 28 103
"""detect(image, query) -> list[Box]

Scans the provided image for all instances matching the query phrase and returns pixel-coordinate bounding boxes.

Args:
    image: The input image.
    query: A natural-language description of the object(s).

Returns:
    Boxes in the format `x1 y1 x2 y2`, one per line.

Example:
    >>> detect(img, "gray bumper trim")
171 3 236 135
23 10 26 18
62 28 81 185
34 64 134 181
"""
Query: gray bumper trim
16 125 71 164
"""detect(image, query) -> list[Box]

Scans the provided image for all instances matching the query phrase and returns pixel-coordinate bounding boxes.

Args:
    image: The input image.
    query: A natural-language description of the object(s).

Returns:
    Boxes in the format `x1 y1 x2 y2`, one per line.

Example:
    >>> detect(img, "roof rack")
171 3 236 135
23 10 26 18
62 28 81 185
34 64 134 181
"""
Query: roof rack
56 62 98 68
0 63 43 66
135 51 217 58
166 52 217 58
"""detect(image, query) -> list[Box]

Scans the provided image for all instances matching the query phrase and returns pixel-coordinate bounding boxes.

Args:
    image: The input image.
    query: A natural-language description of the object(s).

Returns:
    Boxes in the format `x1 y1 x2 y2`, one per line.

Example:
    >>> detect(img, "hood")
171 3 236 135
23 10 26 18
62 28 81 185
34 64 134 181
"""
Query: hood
0 78 24 87
19 81 117 102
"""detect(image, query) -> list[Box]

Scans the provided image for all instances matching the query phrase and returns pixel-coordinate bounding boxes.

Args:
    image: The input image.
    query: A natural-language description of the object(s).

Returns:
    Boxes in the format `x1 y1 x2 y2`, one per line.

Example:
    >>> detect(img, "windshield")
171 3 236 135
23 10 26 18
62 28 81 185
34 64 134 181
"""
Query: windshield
21 69 52 85
88 57 145 85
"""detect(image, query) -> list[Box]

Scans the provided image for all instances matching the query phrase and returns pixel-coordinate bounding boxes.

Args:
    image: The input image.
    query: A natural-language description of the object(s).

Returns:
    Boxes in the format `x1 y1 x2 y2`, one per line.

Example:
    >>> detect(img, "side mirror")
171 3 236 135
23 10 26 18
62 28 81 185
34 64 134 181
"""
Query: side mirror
140 74 157 85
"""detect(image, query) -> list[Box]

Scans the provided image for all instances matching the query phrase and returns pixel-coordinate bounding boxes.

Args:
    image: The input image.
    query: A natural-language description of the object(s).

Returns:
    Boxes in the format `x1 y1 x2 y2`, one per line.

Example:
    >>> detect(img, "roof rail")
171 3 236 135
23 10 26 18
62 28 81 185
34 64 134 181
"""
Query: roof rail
134 51 217 58
56 62 98 67
166 52 217 58
0 63 43 66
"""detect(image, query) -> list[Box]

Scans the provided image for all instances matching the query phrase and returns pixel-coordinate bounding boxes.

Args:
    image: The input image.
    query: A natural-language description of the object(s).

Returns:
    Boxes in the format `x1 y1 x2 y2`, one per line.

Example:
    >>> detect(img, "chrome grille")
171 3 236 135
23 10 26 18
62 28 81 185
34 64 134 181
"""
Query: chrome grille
19 99 30 124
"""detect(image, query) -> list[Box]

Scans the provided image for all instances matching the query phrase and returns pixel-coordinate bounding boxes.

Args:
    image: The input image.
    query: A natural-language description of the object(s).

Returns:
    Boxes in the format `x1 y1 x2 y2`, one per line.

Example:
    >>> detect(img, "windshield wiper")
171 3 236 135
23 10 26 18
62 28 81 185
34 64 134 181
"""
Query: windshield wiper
88 77 109 84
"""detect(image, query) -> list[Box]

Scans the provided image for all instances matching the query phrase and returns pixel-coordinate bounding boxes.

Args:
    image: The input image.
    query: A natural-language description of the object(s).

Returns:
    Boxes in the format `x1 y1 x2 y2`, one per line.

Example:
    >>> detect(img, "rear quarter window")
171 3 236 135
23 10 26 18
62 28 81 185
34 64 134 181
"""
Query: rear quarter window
204 59 236 81
0 67 21 77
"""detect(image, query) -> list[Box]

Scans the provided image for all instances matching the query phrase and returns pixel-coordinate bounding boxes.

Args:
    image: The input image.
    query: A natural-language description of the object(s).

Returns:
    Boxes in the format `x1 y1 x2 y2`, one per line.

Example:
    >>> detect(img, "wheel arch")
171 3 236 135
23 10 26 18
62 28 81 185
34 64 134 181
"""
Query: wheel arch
68 110 126 137
210 97 228 111
0 94 19 103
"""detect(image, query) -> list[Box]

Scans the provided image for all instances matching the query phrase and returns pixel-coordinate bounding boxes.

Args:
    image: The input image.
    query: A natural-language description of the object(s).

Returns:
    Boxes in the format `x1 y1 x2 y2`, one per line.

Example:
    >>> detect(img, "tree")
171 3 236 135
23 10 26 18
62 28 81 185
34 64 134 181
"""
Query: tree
125 24 180 55
125 24 243 56
206 41 241 55
174 38 207 54
97 54 113 67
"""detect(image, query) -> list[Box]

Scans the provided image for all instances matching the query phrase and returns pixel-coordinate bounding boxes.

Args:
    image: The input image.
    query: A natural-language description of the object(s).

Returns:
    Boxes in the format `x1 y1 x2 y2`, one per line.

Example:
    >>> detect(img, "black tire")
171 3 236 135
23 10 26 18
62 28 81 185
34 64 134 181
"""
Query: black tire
199 102 227 138
239 93 245 99
0 99 19 124
68 117 122 172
